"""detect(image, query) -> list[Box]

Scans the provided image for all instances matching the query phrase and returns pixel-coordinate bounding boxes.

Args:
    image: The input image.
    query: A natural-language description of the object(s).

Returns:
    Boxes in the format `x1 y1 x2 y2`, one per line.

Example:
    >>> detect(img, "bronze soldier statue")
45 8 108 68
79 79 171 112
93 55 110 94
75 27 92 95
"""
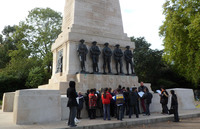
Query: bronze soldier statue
124 46 135 75
77 39 88 73
102 42 112 74
90 41 101 73
113 44 123 75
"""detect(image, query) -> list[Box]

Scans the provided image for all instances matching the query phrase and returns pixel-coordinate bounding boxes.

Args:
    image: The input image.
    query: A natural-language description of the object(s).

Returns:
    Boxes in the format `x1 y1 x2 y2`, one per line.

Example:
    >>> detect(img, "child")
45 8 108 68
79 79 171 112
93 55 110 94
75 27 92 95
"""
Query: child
77 92 84 119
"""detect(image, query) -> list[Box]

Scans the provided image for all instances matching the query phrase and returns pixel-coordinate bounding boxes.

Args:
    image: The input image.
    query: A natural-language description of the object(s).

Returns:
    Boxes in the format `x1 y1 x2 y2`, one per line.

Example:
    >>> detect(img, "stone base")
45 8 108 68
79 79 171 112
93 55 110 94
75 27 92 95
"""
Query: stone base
13 89 61 125
39 73 141 94
166 88 196 110
2 92 15 112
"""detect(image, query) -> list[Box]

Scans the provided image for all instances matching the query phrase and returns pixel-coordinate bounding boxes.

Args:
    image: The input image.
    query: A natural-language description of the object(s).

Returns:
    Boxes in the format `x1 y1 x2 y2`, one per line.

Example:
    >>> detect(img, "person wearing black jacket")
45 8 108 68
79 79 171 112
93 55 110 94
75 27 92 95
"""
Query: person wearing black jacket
128 87 139 118
67 81 78 127
84 89 90 118
142 87 153 116
170 90 179 122
123 87 130 116
160 87 169 114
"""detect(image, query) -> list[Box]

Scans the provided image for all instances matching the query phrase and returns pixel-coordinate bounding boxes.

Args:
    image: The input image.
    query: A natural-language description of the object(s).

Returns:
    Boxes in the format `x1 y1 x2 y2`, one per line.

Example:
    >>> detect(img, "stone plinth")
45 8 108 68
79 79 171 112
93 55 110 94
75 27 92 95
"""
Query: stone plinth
39 74 140 94
13 89 61 125
2 92 15 112
167 88 196 110
150 93 162 113
76 73 139 92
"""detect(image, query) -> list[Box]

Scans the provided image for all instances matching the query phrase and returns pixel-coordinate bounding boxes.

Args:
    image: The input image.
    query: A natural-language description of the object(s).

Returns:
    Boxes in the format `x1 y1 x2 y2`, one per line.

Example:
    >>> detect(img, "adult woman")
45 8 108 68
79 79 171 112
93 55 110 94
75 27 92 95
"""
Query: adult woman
160 87 169 114
67 81 78 127
170 90 179 122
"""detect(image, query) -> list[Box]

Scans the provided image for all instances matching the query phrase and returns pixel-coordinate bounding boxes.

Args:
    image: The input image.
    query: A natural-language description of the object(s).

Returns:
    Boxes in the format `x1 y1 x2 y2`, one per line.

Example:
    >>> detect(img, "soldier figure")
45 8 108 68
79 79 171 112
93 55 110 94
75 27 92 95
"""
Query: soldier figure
56 50 63 73
124 46 135 75
77 39 88 73
113 44 123 75
90 41 101 73
102 42 112 74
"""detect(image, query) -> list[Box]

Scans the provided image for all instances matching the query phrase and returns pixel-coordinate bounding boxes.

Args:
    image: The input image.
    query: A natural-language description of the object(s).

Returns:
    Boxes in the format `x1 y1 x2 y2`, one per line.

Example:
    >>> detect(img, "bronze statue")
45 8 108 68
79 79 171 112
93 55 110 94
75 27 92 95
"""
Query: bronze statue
77 39 88 73
102 42 112 74
113 44 123 74
124 46 135 75
56 50 63 73
90 41 101 73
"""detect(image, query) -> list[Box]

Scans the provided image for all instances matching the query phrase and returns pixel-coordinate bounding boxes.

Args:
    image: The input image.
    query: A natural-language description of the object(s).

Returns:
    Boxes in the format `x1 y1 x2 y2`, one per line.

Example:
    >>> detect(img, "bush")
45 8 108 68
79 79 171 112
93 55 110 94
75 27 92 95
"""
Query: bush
0 74 27 100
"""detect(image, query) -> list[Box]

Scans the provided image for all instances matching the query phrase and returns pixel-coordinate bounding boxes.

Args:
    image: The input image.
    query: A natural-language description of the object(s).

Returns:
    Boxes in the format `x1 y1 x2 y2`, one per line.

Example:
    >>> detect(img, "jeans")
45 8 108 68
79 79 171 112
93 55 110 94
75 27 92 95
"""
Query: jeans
116 105 123 120
103 104 110 120
68 106 77 126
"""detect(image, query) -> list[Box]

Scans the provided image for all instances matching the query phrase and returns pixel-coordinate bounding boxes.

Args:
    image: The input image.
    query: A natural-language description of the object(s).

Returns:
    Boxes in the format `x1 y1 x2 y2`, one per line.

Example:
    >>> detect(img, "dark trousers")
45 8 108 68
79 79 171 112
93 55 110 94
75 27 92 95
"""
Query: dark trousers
68 106 77 126
129 105 139 118
77 109 82 119
89 109 96 119
123 103 129 115
103 104 110 120
145 103 150 115
116 105 123 120
140 98 146 113
162 104 169 114
110 102 115 117
173 105 179 122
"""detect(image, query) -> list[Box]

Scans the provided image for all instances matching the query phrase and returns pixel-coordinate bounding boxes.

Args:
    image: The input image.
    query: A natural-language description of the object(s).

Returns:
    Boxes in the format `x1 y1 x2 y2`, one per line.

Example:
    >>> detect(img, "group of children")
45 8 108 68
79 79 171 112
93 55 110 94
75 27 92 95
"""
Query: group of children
76 83 153 121
67 81 179 127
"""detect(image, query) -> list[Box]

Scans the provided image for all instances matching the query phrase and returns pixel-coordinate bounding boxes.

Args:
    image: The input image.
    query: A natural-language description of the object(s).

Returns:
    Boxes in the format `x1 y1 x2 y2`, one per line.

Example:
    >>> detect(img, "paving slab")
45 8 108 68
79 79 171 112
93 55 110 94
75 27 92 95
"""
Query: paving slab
0 109 200 129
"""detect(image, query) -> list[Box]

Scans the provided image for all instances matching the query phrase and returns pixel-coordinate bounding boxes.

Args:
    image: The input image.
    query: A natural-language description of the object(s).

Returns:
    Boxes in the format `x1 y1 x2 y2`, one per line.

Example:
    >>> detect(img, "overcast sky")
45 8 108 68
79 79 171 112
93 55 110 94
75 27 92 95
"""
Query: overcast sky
0 0 165 50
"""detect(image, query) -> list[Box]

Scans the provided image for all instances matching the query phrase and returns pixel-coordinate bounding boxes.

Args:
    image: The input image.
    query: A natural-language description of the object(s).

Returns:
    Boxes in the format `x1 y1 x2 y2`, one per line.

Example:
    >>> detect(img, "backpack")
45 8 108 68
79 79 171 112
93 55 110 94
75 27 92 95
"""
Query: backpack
147 92 153 104
116 94 124 105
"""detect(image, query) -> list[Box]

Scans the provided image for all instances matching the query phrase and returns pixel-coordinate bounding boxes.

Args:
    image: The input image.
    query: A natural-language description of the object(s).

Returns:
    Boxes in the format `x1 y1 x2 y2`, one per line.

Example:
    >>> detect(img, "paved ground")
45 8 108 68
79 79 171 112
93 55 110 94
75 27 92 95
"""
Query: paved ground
1 109 200 129
116 117 200 129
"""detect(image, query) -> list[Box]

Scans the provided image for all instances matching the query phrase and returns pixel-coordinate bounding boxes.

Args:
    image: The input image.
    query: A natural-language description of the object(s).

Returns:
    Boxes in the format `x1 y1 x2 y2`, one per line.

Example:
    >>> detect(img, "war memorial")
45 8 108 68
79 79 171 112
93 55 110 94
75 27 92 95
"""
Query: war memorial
1 0 198 127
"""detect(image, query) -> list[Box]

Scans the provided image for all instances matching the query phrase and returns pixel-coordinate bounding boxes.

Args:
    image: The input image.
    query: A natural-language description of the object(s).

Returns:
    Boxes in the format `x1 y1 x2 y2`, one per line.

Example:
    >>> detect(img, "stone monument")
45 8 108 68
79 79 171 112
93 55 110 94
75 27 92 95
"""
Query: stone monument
38 0 139 93
2 1 196 125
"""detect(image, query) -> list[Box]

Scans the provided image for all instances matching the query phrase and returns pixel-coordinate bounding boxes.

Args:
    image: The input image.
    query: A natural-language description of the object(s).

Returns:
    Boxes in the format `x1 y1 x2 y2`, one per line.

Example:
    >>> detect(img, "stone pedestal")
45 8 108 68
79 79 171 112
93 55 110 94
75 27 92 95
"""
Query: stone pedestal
167 88 196 110
2 92 15 112
39 73 140 94
13 89 61 125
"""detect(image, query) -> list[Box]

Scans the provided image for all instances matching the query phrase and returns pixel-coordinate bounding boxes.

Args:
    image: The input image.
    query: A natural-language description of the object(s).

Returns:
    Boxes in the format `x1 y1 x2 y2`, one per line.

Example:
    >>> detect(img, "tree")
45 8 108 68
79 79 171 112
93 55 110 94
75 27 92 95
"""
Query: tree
7 7 62 85
131 37 164 89
159 0 200 85
131 36 194 90
23 7 62 73
0 25 17 68
0 8 62 96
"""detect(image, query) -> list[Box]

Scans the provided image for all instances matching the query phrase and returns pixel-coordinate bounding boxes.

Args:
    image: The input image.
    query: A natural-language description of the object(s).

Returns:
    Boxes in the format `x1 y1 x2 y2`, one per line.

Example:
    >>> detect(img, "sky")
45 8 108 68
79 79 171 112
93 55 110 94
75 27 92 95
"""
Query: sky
0 0 165 50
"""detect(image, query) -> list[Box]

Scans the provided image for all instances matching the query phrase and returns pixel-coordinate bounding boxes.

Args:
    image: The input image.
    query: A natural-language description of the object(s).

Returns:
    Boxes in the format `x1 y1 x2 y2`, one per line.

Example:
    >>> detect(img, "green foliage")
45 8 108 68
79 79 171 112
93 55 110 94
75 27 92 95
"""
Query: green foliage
131 36 194 90
0 8 62 99
0 72 27 99
25 8 62 70
159 0 200 85
132 37 163 86
26 67 45 88
0 25 17 68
